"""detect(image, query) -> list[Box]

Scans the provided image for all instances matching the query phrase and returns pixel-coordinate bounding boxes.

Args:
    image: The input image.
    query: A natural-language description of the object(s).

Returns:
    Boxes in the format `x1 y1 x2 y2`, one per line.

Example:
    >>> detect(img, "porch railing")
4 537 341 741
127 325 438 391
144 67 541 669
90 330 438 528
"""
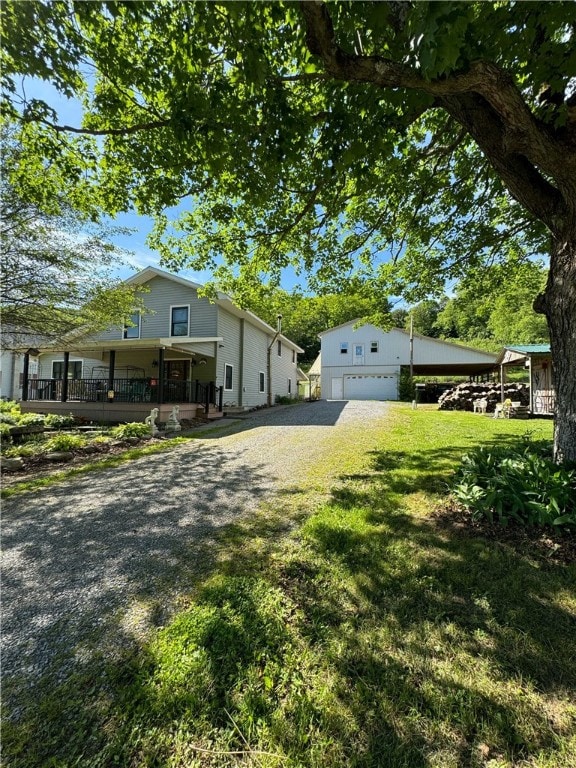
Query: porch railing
27 378 223 413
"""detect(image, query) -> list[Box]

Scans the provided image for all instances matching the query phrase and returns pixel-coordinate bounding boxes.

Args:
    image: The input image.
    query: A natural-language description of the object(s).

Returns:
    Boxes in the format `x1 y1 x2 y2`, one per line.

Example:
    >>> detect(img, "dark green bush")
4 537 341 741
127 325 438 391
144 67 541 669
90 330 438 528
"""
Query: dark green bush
452 441 576 529
399 368 416 401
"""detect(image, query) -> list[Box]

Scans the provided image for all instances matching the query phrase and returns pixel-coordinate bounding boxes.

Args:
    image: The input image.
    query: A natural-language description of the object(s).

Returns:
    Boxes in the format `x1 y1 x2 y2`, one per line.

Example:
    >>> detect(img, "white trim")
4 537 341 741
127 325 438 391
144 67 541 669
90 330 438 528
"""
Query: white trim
259 370 265 393
224 363 234 391
169 304 190 338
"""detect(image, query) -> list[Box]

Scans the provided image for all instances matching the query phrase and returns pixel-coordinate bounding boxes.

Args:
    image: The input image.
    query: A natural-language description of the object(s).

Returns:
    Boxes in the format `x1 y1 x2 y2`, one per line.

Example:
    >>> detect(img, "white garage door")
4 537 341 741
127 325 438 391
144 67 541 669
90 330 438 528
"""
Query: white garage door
344 374 397 401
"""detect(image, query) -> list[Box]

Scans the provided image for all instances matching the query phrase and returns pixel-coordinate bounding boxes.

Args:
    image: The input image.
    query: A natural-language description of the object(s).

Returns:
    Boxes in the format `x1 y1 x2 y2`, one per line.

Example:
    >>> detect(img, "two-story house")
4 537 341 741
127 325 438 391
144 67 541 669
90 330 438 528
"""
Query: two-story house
19 267 303 423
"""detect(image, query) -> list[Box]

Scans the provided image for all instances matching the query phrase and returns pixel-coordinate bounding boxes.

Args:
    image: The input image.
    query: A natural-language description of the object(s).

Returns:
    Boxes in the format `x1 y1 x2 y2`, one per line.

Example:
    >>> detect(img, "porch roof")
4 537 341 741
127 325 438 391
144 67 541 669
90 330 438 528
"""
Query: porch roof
36 337 223 355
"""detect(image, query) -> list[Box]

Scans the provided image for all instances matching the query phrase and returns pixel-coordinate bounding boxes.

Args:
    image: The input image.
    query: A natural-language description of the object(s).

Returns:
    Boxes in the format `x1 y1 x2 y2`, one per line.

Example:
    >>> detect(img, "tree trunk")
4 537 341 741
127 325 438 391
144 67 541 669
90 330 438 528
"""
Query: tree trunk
536 232 576 464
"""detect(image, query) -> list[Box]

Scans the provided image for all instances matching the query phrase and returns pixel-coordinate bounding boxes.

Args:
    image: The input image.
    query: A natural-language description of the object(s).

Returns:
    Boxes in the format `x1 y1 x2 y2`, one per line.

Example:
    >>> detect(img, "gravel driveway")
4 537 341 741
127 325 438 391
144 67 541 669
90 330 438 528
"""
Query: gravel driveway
2 399 389 716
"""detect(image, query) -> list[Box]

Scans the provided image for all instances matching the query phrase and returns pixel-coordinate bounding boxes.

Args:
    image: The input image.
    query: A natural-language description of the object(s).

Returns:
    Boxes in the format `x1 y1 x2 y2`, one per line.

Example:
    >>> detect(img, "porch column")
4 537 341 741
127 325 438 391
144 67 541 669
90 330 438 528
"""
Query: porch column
107 349 116 400
157 347 165 404
61 351 70 402
21 351 30 401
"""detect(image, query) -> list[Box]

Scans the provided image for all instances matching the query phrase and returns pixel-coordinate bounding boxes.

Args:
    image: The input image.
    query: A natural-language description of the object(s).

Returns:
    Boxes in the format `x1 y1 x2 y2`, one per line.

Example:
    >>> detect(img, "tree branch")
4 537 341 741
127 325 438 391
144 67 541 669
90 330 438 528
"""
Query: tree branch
299 0 576 229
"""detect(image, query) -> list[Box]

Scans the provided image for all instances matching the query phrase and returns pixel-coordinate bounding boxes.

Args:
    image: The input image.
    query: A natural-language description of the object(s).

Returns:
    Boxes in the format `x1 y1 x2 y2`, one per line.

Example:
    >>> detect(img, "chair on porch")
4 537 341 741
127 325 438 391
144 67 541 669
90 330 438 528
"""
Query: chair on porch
129 381 150 402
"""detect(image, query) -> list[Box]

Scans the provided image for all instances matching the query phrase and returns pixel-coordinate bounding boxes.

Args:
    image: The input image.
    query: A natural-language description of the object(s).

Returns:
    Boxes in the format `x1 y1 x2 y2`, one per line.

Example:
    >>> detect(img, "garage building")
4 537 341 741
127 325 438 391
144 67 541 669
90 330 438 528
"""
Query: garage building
317 321 497 401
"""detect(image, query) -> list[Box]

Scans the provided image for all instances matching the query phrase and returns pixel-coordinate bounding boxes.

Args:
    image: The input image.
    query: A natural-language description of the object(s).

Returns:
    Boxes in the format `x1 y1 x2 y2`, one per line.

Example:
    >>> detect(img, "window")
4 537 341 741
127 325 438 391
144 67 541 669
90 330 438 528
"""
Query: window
288 378 292 394
52 361 82 379
123 312 140 339
370 341 379 353
340 342 349 354
224 364 233 391
292 349 296 363
259 371 265 393
277 339 282 356
170 306 189 337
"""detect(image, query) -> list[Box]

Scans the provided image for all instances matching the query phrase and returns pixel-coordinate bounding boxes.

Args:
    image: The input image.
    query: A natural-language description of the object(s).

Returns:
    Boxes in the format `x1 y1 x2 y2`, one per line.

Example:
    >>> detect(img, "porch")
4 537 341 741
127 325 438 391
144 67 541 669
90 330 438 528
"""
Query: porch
21 377 224 425
20 338 226 424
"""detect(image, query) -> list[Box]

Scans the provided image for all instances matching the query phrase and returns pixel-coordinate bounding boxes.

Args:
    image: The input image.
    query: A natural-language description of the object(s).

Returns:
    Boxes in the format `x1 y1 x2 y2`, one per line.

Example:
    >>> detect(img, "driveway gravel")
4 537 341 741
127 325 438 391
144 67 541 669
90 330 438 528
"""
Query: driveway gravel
1 399 389 717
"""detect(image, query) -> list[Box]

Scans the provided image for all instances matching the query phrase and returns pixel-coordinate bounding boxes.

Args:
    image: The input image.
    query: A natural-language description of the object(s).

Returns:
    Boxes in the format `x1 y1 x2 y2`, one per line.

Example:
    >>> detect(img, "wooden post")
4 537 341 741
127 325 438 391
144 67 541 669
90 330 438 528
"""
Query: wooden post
61 351 70 402
157 348 164 404
107 349 116 401
21 352 30 401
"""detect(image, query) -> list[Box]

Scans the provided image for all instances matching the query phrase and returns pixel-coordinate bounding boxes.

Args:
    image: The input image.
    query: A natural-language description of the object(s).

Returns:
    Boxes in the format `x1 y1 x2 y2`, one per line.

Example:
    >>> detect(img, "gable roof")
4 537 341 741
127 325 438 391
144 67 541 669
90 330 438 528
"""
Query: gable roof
127 267 303 352
318 319 496 360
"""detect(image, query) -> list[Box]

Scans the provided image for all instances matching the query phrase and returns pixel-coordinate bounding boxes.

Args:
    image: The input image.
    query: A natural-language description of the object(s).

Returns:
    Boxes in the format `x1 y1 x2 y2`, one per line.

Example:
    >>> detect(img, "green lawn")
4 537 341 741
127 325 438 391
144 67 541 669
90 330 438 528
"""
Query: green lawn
4 406 575 768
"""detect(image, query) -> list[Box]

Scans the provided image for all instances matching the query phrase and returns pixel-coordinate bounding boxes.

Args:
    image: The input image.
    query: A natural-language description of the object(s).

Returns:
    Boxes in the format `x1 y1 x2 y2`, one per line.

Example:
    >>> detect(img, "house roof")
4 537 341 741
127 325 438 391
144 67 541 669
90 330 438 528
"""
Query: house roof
129 267 304 353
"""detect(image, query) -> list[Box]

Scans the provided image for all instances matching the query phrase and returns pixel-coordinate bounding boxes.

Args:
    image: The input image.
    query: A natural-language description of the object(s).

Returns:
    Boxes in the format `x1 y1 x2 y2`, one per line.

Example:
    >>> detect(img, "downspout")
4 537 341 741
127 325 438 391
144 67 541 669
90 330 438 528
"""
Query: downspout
267 314 283 407
238 319 245 407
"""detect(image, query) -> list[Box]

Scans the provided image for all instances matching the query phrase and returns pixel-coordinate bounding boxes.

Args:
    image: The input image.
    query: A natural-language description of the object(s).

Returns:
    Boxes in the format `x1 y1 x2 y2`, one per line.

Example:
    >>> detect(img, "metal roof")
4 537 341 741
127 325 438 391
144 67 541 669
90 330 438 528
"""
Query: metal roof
504 344 550 354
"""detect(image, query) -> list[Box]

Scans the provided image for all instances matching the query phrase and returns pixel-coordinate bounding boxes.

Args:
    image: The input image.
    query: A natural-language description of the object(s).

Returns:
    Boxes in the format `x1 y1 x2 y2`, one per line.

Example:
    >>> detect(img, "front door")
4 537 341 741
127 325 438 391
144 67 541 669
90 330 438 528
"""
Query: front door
331 377 343 399
353 344 365 365
164 360 189 380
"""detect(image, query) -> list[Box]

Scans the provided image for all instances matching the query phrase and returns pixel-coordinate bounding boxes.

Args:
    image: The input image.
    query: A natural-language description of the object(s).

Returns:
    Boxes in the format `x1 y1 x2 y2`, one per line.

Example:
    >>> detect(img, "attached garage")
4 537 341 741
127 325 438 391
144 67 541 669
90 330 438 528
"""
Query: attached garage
343 373 397 400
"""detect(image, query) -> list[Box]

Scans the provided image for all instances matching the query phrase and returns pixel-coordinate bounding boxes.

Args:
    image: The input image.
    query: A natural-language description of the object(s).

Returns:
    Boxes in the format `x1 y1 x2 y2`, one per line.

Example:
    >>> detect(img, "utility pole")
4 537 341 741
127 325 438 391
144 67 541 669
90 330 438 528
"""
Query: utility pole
409 314 414 379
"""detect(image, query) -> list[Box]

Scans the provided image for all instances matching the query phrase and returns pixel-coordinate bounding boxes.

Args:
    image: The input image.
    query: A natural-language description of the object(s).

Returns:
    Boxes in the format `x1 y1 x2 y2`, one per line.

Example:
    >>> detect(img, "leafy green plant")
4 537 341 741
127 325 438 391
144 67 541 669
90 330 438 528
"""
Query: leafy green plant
399 368 416 402
274 395 294 405
44 413 76 429
0 400 20 414
44 433 87 453
16 413 45 427
110 422 151 439
0 422 13 444
453 442 576 528
0 413 17 425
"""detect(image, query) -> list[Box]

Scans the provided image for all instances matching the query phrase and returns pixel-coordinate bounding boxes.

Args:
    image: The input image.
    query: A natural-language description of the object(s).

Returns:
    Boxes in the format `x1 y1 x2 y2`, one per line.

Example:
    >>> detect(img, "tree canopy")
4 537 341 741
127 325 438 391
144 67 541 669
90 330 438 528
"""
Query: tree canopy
1 140 141 347
2 1 575 460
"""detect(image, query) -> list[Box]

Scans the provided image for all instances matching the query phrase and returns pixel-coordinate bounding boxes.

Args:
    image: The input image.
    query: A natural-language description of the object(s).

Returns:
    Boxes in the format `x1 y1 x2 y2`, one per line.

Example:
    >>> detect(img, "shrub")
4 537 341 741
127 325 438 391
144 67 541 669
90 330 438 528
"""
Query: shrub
0 400 20 414
275 395 294 405
0 422 13 444
44 413 76 429
399 368 416 401
0 413 17 425
452 441 576 529
16 413 46 427
44 433 87 453
111 422 151 439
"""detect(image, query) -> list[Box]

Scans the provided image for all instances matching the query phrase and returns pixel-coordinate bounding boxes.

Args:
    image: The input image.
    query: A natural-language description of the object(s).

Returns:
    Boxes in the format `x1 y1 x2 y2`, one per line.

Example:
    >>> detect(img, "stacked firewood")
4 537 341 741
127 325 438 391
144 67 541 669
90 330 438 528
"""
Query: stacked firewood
437 382 529 412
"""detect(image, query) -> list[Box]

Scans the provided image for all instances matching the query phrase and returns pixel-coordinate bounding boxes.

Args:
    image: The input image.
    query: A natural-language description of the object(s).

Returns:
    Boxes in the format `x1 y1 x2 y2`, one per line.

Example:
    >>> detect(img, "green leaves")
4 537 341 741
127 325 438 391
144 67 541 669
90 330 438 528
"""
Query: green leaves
453 442 576 529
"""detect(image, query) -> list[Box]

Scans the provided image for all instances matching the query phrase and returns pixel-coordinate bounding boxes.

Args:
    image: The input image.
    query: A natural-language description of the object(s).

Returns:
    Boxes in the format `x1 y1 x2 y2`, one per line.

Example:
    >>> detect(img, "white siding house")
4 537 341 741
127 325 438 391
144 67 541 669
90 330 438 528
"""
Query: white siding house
319 321 497 401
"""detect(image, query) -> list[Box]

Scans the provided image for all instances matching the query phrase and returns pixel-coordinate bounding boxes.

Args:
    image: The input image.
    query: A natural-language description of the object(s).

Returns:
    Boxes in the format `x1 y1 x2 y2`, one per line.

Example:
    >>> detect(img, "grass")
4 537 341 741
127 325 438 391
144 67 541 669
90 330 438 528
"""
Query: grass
3 405 575 768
